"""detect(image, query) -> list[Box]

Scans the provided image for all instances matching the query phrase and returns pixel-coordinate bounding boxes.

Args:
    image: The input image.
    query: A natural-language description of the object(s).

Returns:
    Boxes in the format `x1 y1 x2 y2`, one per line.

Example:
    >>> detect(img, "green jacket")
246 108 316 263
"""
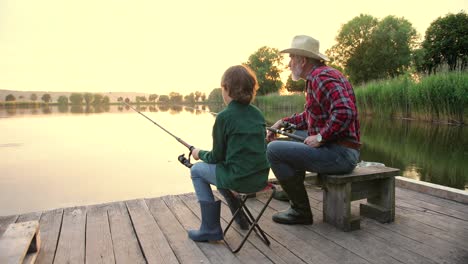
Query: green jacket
199 101 270 193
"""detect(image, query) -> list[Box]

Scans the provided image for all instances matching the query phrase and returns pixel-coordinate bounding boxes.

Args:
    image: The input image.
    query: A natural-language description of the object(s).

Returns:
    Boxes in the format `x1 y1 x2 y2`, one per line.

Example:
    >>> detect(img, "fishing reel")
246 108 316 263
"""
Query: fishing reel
178 146 194 168
281 121 297 133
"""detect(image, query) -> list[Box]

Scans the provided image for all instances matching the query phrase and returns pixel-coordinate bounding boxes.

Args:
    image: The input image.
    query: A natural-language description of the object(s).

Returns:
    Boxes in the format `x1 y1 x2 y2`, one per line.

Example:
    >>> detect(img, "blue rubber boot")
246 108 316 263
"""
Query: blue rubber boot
188 200 223 242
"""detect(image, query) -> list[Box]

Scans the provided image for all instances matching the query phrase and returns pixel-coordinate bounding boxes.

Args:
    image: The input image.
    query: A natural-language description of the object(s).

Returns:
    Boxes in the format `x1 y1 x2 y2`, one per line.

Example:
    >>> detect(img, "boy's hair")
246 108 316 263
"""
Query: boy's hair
221 65 259 104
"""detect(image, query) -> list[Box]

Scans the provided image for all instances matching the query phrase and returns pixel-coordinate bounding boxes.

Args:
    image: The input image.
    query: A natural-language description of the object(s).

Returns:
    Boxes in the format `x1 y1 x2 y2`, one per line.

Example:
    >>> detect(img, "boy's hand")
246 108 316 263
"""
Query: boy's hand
192 148 200 160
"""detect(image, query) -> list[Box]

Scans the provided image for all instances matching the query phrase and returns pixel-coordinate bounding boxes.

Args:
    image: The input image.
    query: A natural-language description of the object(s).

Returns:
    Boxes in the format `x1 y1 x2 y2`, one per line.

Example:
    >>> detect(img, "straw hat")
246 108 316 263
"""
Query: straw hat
281 35 329 61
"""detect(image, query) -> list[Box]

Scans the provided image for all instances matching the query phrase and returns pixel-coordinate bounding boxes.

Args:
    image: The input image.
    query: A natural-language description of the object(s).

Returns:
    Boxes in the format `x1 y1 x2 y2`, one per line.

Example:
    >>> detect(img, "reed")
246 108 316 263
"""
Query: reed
356 72 467 124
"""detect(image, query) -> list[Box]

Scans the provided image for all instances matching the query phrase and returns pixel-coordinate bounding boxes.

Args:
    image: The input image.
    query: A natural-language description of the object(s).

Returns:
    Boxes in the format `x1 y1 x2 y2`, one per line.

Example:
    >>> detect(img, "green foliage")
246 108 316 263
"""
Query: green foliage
207 88 223 103
41 93 51 103
327 14 418 84
102 96 110 104
169 92 183 103
83 93 94 105
244 46 283 95
184 92 195 103
69 93 83 105
421 11 468 74
158 95 170 103
284 75 305 93
148 94 159 102
355 72 467 124
57 95 69 105
30 93 37 101
5 94 16 101
93 94 104 105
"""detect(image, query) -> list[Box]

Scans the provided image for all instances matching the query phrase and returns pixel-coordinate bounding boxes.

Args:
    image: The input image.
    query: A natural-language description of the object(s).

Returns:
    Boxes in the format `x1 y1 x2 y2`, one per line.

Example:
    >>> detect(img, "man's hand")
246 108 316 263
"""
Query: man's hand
266 119 283 142
304 135 323 148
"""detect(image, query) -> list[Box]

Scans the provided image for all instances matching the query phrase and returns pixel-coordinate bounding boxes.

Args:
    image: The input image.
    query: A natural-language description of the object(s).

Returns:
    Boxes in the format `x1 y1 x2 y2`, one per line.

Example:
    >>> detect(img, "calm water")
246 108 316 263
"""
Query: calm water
1 104 467 216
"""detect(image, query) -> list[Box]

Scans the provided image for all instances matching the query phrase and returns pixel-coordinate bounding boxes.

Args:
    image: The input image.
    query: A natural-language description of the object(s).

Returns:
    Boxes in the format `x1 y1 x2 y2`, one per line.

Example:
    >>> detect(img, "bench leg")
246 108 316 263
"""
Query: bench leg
323 182 360 231
360 177 395 223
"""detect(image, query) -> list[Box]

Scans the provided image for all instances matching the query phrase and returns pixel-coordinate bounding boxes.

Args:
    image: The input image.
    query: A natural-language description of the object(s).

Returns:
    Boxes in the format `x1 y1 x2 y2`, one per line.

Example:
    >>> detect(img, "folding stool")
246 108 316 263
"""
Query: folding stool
223 183 276 253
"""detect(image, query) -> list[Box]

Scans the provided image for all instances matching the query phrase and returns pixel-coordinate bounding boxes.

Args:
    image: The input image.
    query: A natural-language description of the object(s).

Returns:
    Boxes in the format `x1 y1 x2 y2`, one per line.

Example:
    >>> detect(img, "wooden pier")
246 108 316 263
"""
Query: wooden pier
1 185 467 264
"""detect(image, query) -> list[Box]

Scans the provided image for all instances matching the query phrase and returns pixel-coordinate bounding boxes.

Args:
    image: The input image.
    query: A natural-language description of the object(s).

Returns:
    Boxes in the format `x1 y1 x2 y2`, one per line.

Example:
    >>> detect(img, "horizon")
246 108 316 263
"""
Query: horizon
1 0 466 95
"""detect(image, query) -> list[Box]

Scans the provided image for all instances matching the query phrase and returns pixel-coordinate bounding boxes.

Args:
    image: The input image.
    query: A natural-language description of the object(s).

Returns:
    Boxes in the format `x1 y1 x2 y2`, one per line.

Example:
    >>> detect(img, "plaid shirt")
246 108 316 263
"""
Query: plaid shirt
283 65 360 143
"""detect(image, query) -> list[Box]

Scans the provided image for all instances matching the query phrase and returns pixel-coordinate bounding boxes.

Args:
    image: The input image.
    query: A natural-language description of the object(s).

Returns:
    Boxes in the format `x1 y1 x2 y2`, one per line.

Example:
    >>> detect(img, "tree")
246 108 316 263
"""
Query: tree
208 88 223 102
148 94 159 103
326 14 417 84
158 95 170 103
169 92 183 103
244 46 283 95
57 96 69 105
30 93 37 101
117 97 123 102
284 75 305 93
69 93 84 105
5 94 16 101
41 94 52 103
93 94 104 105
102 96 110 104
421 11 468 73
184 92 195 103
83 93 94 105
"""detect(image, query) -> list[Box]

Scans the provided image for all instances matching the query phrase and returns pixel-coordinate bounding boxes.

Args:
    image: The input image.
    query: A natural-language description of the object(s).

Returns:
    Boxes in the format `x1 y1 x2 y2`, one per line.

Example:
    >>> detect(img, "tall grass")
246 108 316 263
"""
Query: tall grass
355 72 467 124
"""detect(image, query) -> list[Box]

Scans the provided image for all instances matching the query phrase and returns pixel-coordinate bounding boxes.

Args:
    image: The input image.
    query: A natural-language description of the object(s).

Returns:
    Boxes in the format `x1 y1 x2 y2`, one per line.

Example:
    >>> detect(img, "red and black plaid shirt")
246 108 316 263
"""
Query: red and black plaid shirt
283 65 360 143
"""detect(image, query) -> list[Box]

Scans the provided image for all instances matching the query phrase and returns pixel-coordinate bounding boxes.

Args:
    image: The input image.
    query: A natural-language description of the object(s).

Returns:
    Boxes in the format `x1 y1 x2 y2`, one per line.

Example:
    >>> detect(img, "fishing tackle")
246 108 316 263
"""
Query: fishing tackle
121 101 194 168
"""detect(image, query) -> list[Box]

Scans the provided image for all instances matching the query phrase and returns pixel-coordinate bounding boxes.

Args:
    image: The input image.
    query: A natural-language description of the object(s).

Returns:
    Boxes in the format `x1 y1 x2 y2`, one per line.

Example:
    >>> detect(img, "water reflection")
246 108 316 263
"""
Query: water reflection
0 105 466 216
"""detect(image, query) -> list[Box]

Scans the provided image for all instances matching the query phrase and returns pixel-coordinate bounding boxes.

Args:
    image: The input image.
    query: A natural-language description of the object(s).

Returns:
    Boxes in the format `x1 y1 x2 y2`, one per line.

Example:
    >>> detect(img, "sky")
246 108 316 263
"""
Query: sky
1 0 467 96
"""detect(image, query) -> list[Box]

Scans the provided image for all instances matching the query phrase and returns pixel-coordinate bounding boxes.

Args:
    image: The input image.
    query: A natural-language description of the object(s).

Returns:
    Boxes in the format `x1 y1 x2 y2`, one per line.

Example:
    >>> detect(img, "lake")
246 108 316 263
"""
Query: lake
1 104 467 216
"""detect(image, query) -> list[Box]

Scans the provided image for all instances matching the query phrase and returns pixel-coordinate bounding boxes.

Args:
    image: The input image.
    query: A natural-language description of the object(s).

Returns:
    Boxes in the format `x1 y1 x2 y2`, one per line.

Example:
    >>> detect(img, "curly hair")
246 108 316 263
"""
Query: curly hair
221 65 259 104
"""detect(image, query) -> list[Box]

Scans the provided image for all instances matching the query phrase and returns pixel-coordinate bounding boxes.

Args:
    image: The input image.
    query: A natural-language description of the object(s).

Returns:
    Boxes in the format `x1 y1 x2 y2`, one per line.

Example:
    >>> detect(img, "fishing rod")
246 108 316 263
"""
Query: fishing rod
266 127 305 142
121 101 194 168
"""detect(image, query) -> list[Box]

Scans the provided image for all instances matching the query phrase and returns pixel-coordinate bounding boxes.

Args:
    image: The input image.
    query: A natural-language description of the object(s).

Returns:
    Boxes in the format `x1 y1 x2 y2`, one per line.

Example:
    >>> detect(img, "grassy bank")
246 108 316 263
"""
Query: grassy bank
256 72 467 125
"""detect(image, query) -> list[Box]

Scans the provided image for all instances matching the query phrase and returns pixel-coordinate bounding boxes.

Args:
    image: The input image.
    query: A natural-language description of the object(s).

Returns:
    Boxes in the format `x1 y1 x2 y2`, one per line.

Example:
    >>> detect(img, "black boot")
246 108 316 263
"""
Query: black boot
272 173 313 225
188 200 223 242
273 171 305 202
218 189 250 230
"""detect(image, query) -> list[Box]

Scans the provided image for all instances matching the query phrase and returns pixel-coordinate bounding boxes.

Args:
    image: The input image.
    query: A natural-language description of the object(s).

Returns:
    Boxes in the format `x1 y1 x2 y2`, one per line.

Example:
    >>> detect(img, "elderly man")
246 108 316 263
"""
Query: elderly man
266 35 361 225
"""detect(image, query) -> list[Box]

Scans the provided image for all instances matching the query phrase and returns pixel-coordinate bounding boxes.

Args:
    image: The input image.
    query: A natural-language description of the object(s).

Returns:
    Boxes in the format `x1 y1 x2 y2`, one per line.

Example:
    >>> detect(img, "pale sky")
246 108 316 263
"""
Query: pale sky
1 0 466 96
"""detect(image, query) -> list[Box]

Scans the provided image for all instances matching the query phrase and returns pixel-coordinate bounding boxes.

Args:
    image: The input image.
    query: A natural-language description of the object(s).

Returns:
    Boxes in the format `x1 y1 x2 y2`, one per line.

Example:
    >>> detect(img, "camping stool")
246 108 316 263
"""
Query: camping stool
223 183 276 253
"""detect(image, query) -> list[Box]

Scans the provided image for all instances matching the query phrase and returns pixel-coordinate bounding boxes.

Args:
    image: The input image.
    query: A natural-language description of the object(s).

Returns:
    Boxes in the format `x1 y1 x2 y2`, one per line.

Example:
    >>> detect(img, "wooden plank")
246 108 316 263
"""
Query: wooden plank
54 206 87 264
168 194 242 264
308 188 468 255
125 199 178 264
180 194 274 264
146 196 211 264
107 202 146 264
242 197 357 264
17 211 42 223
0 221 40 264
35 208 64 264
259 194 436 264
0 215 18 237
396 176 468 204
325 166 399 184
85 203 115 264
396 188 468 221
360 218 468 264
213 191 306 264
396 187 468 213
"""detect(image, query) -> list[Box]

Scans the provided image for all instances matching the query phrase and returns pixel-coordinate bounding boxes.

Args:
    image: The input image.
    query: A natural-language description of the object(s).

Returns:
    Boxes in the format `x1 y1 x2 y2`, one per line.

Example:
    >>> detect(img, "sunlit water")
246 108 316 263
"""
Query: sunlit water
1 105 467 216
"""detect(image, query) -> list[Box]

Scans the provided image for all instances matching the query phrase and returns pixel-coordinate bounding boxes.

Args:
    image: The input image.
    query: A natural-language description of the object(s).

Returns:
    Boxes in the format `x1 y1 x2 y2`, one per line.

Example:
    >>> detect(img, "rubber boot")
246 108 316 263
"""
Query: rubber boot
218 189 250 230
273 171 305 202
272 174 313 225
188 200 224 242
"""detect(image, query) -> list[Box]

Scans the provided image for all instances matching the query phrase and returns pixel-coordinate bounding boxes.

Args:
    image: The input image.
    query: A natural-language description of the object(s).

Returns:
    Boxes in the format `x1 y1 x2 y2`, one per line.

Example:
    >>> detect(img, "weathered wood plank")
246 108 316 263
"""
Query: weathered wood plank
213 191 306 264
107 202 146 264
168 194 242 264
0 221 40 264
126 199 178 264
54 206 87 264
17 211 42 223
35 208 63 264
324 166 399 184
396 187 468 213
180 194 273 264
259 194 436 264
146 196 211 264
85 203 115 264
0 215 18 237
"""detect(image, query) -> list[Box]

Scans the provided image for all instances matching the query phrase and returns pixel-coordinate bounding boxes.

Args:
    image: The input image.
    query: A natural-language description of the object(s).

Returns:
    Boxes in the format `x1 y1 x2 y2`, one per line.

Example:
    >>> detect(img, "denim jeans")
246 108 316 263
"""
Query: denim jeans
267 140 360 181
190 162 217 202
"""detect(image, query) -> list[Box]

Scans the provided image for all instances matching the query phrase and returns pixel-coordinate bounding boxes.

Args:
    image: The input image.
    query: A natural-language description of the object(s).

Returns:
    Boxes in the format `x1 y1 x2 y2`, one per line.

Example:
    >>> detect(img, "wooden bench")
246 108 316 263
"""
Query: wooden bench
320 166 400 231
0 221 41 264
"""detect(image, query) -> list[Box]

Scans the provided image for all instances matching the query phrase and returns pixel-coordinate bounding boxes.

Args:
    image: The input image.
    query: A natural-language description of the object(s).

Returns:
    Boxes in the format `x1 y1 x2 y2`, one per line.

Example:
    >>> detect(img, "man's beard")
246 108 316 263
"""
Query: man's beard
291 63 302 81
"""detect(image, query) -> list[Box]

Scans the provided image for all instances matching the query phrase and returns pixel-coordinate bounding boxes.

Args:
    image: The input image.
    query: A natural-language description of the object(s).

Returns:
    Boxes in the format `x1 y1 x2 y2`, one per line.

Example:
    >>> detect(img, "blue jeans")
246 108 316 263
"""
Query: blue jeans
190 162 217 202
267 140 359 181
